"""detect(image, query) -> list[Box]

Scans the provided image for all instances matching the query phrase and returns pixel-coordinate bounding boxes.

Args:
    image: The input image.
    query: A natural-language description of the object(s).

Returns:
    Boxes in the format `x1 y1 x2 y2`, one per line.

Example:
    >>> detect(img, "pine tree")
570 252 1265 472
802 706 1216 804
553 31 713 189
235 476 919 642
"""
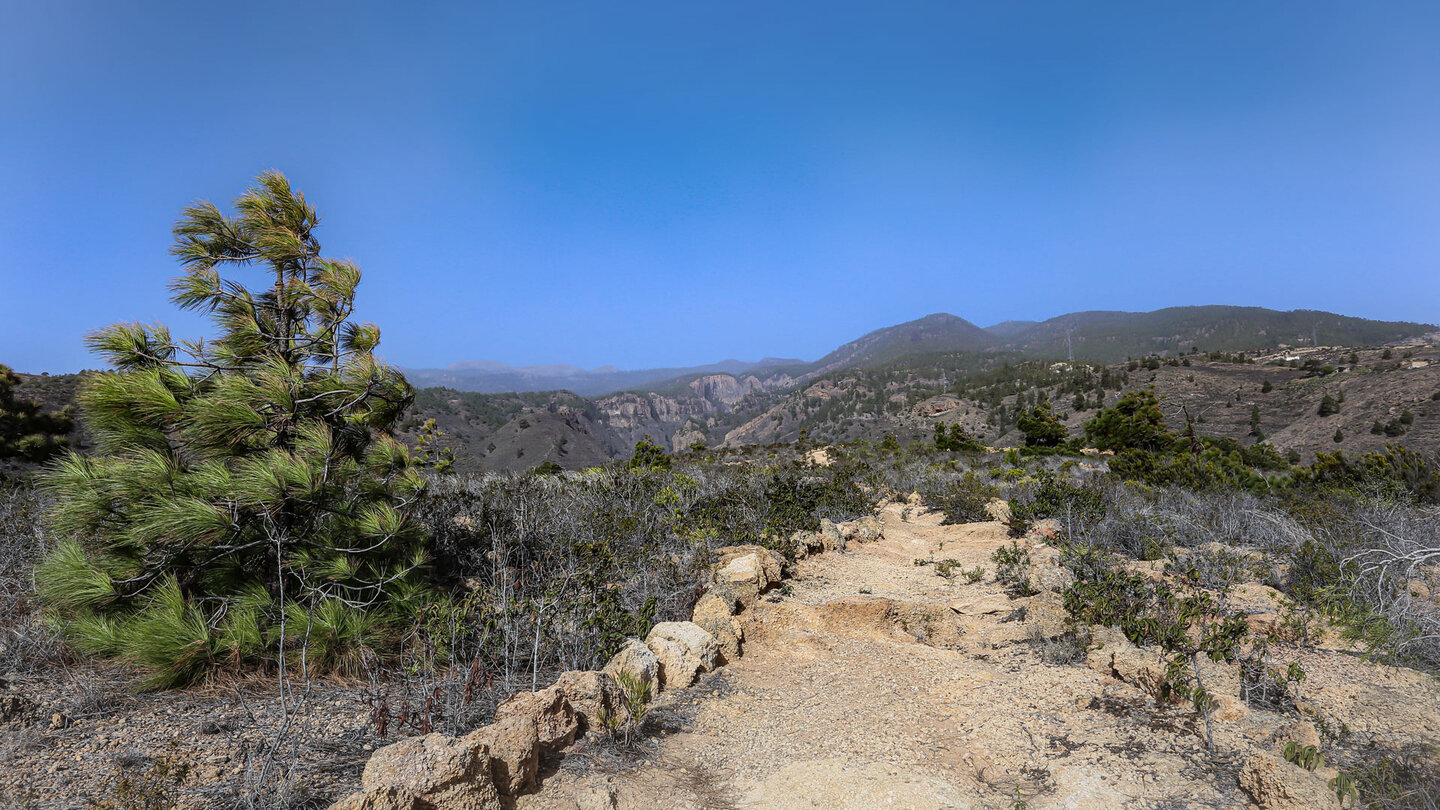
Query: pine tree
1016 401 1068 447
36 173 424 688
1333 428 1343 443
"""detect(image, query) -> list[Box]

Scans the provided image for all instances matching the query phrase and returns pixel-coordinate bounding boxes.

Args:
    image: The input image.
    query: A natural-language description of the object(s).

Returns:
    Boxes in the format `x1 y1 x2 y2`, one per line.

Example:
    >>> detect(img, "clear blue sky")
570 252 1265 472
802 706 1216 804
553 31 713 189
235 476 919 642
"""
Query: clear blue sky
3 2 1438 374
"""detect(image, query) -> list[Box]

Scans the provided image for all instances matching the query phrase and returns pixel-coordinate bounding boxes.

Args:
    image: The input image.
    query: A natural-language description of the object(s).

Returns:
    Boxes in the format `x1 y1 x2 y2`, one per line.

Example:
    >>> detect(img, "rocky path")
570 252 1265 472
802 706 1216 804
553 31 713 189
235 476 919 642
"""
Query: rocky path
517 503 1440 810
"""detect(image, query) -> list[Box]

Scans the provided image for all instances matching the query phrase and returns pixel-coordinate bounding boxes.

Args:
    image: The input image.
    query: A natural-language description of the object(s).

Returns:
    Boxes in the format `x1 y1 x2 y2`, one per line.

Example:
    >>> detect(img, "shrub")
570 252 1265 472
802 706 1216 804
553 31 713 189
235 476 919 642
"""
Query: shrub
917 474 1000 525
36 173 426 688
992 542 1035 596
0 364 74 463
1016 402 1068 447
1084 390 1168 451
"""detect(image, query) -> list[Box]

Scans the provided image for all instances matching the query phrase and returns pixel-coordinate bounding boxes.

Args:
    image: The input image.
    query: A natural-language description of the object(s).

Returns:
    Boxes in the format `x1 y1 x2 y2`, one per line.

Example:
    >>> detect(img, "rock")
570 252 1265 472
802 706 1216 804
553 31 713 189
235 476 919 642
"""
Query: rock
575 781 619 810
645 621 719 691
330 786 425 810
1274 721 1321 750
712 545 783 603
1245 611 1283 637
0 681 46 726
1086 625 1176 704
462 714 538 796
1031 563 1076 594
692 592 744 663
493 686 578 757
854 516 883 544
984 498 1012 523
353 733 500 810
1210 694 1249 722
1238 752 1341 810
948 595 1013 616
817 518 844 552
553 670 623 734
602 639 660 700
1025 592 1069 639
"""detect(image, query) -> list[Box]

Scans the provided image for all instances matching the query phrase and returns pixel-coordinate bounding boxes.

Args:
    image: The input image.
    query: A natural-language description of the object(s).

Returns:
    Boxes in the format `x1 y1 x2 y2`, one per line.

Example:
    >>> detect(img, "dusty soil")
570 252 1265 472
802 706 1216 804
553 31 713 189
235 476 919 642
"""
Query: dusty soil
518 503 1440 810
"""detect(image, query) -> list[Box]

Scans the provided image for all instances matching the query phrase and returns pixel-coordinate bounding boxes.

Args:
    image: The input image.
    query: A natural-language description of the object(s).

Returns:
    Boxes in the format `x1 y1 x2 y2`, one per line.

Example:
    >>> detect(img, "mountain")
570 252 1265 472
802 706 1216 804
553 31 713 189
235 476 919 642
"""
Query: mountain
398 357 802 396
809 313 997 372
983 320 1040 339
989 306 1434 363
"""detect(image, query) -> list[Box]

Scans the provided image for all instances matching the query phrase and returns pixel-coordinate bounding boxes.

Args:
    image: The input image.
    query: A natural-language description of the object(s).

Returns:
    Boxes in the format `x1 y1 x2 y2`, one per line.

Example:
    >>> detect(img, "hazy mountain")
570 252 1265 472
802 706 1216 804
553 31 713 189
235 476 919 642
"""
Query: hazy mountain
809 313 997 372
982 320 1041 339
990 306 1434 363
399 357 802 396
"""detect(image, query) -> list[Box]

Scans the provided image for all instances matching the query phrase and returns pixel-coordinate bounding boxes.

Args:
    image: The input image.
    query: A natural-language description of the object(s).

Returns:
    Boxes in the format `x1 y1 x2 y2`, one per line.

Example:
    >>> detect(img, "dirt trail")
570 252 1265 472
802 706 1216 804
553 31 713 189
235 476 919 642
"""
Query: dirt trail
518 504 1440 810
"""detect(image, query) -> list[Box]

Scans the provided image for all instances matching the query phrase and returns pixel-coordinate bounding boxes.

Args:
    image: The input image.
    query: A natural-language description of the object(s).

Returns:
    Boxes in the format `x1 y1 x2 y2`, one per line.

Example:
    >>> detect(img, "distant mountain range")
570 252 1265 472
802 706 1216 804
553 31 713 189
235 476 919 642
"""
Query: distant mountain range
403 306 1436 397
398 357 803 396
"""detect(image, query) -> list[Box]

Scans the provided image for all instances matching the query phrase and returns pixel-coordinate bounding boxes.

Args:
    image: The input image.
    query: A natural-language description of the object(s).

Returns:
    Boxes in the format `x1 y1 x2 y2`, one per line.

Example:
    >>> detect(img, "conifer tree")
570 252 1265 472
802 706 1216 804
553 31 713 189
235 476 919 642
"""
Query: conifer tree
36 172 425 687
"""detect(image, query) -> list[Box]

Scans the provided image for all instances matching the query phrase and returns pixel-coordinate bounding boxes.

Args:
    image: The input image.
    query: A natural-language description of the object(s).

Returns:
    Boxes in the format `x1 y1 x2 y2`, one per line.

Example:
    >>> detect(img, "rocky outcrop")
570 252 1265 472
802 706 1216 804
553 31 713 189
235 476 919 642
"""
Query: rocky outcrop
691 591 744 663
645 621 720 691
712 544 785 603
1238 752 1342 810
602 638 661 698
462 715 537 797
1086 625 1176 704
333 733 500 810
493 685 578 757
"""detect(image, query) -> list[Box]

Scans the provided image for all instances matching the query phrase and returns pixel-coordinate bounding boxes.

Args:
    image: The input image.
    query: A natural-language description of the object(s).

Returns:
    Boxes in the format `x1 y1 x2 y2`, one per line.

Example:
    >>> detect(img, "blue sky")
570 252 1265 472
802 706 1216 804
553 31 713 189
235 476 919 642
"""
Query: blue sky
3 2 1438 373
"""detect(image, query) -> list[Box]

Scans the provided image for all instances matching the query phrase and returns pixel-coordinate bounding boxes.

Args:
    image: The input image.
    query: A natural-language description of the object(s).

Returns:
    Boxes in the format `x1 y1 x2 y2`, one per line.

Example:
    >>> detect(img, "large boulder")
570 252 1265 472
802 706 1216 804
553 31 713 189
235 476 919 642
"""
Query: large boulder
1086 625 1176 704
492 686 578 757
1238 752 1341 810
1031 562 1076 595
692 591 744 663
1024 592 1069 640
343 733 500 810
462 714 538 797
712 545 784 603
602 638 660 700
645 621 720 691
553 669 623 734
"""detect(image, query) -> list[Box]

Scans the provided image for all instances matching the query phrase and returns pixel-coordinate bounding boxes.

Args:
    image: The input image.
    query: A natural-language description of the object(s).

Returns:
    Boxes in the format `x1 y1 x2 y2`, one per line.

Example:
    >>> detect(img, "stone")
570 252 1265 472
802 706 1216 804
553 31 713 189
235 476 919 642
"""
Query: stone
493 686 578 757
462 714 538 797
1274 721 1321 750
817 518 844 552
1086 625 1177 704
329 786 424 810
692 592 744 663
1238 752 1341 810
553 670 623 734
645 621 720 691
1024 592 1069 639
1210 694 1249 722
984 498 1012 523
1031 563 1076 594
854 516 883 544
602 639 660 700
355 733 500 810
948 595 1013 616
712 545 783 603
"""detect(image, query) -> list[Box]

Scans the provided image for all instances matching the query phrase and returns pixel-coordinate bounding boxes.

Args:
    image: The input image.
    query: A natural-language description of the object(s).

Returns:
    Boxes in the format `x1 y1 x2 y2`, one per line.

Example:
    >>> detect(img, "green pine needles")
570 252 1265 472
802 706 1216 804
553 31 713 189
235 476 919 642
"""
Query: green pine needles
36 172 428 688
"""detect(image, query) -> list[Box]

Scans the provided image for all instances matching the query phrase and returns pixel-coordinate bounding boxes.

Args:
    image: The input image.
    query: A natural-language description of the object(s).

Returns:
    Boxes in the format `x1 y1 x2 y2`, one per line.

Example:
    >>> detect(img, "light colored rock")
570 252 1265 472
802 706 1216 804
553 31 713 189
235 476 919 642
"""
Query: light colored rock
949 595 1014 616
356 733 500 810
461 714 538 797
602 639 660 700
1031 563 1076 594
1274 721 1320 750
818 518 844 551
692 592 744 663
329 786 423 810
984 498 1012 523
854 515 883 544
553 670 622 734
1238 752 1341 810
1211 693 1249 723
1086 625 1176 704
1025 592 1070 640
493 686 578 757
712 544 784 603
645 621 720 691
